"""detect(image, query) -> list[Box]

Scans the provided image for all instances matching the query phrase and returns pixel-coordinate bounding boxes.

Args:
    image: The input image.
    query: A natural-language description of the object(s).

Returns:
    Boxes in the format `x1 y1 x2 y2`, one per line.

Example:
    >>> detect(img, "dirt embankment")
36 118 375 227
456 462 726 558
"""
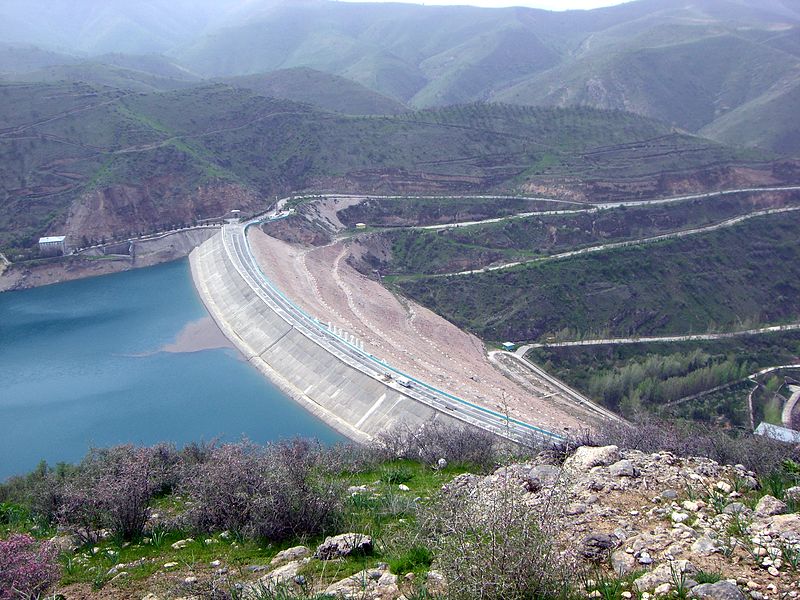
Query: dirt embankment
261 215 331 246
61 181 266 246
523 163 800 203
0 228 217 292
248 228 601 433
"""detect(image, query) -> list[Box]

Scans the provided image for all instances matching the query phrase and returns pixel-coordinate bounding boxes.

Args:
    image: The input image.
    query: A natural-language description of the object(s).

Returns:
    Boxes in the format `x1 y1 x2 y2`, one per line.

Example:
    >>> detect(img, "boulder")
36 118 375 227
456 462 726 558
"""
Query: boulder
324 565 400 599
315 533 373 560
763 513 800 540
754 495 787 517
270 546 310 567
528 464 562 486
260 559 307 586
785 486 800 501
609 459 637 477
690 537 720 557
581 533 616 562
567 503 588 515
722 502 747 515
425 570 447 595
48 535 79 554
691 581 745 600
634 561 698 592
565 446 620 472
611 550 637 576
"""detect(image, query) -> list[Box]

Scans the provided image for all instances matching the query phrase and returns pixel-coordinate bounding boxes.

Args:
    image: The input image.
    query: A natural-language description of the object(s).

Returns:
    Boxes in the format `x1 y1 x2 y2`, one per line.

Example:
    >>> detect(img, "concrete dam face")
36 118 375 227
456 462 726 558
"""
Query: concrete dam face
190 230 466 443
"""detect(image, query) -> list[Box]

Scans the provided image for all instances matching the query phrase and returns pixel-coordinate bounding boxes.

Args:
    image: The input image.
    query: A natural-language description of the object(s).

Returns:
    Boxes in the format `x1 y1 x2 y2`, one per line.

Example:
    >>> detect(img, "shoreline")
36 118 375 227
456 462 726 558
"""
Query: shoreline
188 238 372 445
0 228 218 293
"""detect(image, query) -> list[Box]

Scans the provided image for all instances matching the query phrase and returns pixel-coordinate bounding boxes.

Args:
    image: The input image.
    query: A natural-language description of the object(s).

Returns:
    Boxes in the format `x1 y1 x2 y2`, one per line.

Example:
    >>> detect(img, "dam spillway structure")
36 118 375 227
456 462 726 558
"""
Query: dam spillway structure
190 222 562 445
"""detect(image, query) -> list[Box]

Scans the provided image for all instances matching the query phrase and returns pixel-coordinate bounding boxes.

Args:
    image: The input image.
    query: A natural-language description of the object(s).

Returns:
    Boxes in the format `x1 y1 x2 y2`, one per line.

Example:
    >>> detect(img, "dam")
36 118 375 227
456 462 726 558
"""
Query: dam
190 221 564 445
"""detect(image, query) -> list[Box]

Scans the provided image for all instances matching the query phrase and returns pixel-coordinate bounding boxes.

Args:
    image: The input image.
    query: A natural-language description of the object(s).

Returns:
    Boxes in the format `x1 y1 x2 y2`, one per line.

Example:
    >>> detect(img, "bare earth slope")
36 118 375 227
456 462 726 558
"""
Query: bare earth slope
249 228 598 433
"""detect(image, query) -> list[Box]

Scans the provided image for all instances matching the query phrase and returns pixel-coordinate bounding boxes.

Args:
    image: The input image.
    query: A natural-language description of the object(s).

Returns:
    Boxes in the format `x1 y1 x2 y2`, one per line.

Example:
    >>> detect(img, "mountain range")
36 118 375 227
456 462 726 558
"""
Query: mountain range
0 0 798 154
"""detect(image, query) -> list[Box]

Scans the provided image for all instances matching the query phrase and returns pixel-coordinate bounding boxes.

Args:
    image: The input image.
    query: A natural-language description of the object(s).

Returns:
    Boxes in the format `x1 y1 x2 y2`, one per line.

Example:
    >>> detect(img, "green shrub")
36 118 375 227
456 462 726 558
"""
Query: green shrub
388 545 433 575
423 476 577 599
695 570 724 584
380 465 414 485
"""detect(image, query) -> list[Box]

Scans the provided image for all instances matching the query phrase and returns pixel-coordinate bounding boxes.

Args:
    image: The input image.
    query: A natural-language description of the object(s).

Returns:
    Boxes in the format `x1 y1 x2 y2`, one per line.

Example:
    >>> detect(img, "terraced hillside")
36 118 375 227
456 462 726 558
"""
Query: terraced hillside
365 190 800 276
1 0 799 153
395 208 800 343
1 82 778 252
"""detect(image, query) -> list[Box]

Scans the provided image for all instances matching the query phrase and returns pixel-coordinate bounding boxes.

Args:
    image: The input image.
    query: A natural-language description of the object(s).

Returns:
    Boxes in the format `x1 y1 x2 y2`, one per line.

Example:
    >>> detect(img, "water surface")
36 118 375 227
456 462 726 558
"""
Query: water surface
0 260 341 481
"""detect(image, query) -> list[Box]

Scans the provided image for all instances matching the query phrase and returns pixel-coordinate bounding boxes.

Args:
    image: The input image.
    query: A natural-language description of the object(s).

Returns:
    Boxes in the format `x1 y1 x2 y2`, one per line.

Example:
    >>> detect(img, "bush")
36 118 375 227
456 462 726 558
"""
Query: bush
0 461 76 524
183 440 344 541
422 477 576 599
590 417 800 475
0 534 59 600
376 421 501 469
57 444 176 542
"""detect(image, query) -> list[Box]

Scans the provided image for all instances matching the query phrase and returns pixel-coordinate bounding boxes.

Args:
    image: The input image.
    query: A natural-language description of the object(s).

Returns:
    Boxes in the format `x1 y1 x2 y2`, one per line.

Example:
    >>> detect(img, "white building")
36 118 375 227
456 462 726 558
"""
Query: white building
39 236 67 256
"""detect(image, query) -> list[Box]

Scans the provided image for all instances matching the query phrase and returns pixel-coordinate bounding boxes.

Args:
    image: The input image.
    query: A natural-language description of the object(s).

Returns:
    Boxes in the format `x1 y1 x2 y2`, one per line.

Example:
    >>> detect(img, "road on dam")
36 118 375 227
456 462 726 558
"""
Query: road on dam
191 184 800 445
219 216 565 445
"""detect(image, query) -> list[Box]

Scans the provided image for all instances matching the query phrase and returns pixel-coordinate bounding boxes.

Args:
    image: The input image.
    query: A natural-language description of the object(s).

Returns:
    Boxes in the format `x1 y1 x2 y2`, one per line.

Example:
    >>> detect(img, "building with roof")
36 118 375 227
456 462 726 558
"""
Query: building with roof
38 236 67 256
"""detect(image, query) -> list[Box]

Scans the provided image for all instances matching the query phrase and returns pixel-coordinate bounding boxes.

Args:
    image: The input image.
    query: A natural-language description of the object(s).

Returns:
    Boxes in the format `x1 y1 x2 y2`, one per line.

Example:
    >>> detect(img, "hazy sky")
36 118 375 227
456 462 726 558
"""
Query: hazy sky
339 0 629 10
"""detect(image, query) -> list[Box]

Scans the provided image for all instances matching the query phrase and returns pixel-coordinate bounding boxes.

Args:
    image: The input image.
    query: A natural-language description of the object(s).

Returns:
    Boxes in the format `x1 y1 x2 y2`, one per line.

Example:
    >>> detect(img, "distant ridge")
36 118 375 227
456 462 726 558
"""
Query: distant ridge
220 68 407 115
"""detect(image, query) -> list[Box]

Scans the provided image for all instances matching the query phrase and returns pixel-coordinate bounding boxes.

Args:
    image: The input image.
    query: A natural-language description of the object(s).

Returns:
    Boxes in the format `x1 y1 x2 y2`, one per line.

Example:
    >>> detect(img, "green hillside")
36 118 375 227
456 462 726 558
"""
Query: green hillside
378 190 800 276
221 68 407 115
0 81 767 251
700 78 800 155
1 1 799 153
0 44 79 75
396 210 800 342
13 63 200 93
495 32 799 132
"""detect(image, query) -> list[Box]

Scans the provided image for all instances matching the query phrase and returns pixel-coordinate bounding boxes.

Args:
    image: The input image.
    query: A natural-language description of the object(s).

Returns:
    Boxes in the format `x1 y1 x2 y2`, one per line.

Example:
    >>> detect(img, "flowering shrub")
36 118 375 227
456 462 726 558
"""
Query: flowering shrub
0 534 59 599
184 440 344 541
58 444 175 541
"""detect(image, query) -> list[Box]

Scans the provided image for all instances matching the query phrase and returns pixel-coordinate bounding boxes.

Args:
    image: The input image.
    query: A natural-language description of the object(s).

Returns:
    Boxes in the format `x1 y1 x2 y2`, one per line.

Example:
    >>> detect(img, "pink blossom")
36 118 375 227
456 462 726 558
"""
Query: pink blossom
0 534 59 600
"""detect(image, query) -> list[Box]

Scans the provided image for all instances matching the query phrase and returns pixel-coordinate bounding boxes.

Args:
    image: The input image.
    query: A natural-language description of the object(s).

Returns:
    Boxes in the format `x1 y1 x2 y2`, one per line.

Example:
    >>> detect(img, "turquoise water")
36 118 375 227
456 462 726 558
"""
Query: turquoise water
0 260 341 481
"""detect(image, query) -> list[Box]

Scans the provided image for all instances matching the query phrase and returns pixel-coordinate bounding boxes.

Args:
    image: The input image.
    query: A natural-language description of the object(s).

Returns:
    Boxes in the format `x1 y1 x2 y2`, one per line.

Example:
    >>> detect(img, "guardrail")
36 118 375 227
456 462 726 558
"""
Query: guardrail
234 215 564 444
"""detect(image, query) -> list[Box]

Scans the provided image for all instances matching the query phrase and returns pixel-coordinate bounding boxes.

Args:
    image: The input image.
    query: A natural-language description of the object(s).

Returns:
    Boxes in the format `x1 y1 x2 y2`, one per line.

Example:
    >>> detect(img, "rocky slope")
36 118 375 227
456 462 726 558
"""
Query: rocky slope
60 445 798 600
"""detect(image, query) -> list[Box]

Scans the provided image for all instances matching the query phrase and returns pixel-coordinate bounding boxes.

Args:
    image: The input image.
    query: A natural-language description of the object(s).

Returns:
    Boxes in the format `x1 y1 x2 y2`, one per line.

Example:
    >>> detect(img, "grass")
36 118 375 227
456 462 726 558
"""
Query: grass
387 545 433 575
58 529 279 588
397 210 800 343
585 569 646 600
52 459 473 591
694 571 723 584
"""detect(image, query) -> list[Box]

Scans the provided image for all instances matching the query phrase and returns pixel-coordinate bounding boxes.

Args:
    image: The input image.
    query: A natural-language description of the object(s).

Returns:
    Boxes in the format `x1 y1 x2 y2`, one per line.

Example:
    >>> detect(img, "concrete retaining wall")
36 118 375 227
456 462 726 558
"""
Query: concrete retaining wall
190 233 462 443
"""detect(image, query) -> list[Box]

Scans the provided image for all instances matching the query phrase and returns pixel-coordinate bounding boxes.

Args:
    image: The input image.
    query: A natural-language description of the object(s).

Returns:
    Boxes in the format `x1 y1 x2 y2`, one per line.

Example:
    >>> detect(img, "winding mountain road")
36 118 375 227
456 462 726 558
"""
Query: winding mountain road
438 205 800 277
514 323 800 355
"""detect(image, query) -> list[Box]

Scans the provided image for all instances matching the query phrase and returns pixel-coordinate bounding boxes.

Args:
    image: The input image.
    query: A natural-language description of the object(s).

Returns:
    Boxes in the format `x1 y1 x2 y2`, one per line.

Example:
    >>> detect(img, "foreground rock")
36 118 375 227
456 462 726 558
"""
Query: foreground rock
315 533 373 560
324 564 400 599
439 445 800 599
692 581 746 600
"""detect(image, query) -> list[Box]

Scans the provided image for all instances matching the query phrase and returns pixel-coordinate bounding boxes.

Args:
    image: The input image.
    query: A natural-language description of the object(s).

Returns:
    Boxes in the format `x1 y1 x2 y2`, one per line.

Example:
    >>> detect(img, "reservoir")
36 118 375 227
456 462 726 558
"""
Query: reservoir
0 260 341 481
